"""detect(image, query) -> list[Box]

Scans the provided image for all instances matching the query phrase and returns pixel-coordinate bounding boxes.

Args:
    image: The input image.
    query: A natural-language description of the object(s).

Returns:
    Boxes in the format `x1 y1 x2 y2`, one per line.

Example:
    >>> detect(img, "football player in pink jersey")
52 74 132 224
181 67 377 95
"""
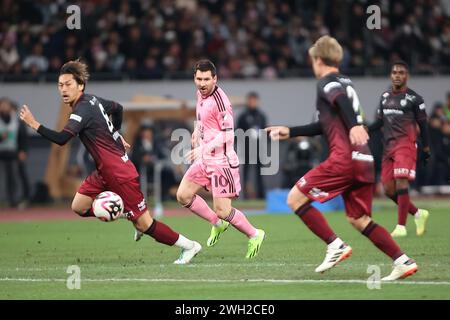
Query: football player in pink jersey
176 59 265 259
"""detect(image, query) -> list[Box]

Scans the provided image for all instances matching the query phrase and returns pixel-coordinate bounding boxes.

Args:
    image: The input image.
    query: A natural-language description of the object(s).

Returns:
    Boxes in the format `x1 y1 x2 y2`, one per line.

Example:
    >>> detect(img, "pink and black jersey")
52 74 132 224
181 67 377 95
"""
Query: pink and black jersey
196 86 239 168
376 87 427 152
316 73 374 183
63 94 138 183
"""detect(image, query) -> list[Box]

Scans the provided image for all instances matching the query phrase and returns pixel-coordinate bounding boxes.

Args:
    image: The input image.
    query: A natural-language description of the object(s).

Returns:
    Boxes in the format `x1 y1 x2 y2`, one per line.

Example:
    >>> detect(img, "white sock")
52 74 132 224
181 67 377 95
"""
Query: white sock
328 237 344 250
174 234 194 250
394 254 409 265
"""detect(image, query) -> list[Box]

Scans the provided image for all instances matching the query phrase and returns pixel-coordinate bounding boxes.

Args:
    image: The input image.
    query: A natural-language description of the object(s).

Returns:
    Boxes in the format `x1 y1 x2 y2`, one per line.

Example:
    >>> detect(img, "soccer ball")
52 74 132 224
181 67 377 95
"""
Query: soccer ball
92 191 124 222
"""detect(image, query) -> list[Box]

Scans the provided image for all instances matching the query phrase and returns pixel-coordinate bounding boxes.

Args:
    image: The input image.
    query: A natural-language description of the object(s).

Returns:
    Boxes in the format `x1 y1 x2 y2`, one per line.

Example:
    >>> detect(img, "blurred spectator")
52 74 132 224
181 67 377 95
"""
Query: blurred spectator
236 92 267 199
131 123 178 201
0 0 449 80
22 43 48 74
0 97 30 207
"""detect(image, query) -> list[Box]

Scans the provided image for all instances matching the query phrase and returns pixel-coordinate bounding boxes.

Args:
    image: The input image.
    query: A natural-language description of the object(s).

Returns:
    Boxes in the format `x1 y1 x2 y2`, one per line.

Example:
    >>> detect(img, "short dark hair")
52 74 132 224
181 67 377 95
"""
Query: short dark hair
391 60 409 72
194 59 217 77
247 91 259 99
60 59 90 91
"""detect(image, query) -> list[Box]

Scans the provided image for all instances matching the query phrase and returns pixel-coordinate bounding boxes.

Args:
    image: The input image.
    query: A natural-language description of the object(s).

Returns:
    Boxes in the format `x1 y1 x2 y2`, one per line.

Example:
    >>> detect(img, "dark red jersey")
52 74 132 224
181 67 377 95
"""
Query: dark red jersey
63 94 138 183
376 87 427 152
316 73 374 183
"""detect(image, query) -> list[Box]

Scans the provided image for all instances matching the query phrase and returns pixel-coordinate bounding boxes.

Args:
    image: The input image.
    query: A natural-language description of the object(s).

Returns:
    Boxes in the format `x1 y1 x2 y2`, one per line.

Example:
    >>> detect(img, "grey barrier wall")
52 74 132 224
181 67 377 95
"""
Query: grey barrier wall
0 77 448 201
1 76 449 130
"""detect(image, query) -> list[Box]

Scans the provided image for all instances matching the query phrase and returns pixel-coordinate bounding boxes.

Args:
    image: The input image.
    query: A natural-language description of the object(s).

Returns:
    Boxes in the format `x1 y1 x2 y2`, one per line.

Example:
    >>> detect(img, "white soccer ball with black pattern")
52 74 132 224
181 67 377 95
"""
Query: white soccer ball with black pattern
92 191 124 222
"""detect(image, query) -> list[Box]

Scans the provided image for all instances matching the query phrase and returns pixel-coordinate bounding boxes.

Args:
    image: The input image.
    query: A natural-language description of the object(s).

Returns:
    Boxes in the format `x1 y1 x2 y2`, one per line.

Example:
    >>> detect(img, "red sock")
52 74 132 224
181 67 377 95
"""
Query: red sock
295 203 337 244
144 220 179 246
397 189 410 225
389 194 418 215
362 221 403 260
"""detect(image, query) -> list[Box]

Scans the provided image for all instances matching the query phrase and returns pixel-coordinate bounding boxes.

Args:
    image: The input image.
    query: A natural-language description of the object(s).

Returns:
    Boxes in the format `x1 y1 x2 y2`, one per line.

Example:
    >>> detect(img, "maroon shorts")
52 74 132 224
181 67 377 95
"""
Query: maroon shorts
296 159 374 219
381 145 417 184
78 170 147 222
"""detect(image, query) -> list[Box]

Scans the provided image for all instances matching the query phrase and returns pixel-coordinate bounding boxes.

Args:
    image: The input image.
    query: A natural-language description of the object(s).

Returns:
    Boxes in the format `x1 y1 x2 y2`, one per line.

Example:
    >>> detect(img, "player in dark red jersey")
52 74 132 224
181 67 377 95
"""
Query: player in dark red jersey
19 60 201 264
369 61 430 238
266 36 417 281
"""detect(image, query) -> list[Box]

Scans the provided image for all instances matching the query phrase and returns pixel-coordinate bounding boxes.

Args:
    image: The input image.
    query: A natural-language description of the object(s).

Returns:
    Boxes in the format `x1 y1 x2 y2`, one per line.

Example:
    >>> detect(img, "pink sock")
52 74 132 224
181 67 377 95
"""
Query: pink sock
184 195 220 225
225 208 257 238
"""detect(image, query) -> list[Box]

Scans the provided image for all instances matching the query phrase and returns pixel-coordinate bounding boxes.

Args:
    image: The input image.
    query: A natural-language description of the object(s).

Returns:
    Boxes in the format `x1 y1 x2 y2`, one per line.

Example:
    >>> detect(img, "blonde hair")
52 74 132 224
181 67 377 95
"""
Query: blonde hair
308 35 343 67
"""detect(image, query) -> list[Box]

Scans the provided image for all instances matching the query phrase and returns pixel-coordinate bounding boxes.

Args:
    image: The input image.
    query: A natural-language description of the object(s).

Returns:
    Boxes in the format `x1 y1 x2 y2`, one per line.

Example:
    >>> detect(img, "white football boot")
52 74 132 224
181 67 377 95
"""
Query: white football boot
382 255 418 281
173 241 202 265
315 239 352 273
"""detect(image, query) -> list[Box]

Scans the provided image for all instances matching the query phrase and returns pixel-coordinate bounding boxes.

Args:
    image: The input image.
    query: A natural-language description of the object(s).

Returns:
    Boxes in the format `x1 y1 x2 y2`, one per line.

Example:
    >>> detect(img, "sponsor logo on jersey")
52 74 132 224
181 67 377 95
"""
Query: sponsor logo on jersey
70 114 82 122
323 81 342 93
383 108 404 115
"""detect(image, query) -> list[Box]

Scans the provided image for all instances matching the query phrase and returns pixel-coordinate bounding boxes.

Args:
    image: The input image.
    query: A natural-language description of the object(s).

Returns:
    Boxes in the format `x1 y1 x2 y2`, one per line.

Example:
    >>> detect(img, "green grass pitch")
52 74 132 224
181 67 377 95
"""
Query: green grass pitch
1 200 449 299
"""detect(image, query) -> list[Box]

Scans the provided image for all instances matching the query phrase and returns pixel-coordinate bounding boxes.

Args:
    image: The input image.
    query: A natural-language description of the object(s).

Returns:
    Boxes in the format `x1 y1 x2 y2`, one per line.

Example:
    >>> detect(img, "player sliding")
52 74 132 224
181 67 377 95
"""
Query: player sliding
266 36 417 280
19 60 201 264
368 61 430 237
177 59 265 259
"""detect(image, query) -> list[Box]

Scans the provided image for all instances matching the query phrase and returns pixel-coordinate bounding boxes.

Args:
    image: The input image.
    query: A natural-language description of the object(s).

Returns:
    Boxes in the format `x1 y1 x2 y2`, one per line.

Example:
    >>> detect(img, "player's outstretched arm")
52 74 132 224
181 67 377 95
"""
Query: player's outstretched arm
20 104 73 146
265 126 290 140
266 122 323 140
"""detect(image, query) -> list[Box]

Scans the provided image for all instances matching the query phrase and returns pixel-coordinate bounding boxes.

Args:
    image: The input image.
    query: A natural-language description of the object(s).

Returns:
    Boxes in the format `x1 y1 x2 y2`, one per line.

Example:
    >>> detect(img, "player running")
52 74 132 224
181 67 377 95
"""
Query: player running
266 36 417 281
368 61 430 237
19 60 201 264
176 59 265 259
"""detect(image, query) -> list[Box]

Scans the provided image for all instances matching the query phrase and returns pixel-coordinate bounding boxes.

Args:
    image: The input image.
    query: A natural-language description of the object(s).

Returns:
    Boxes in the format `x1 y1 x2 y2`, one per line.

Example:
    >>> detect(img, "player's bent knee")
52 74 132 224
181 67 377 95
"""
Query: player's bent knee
214 206 230 219
347 215 371 231
71 200 88 216
287 188 306 211
176 190 194 206
133 210 153 232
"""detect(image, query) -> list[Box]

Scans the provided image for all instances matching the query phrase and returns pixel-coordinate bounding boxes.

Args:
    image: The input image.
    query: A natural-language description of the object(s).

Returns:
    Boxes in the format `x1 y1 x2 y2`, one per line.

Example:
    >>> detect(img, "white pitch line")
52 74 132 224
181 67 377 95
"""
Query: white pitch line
1 277 450 286
1 262 447 272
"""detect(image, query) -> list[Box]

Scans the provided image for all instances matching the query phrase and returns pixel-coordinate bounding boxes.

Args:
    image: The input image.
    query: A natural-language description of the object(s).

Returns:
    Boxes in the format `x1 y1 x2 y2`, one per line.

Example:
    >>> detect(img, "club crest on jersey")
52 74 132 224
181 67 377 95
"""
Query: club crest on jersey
89 96 98 105
405 94 415 102
400 99 407 107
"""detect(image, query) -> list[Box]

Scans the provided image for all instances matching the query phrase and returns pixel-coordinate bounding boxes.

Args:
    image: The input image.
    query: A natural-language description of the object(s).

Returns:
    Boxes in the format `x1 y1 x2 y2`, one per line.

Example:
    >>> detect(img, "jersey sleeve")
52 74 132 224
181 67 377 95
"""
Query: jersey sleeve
413 95 427 122
63 104 90 136
97 97 122 115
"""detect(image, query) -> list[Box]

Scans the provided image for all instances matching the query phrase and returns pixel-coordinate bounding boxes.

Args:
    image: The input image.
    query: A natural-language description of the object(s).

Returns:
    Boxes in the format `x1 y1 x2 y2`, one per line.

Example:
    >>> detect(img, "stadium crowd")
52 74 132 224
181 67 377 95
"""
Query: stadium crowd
1 0 450 80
